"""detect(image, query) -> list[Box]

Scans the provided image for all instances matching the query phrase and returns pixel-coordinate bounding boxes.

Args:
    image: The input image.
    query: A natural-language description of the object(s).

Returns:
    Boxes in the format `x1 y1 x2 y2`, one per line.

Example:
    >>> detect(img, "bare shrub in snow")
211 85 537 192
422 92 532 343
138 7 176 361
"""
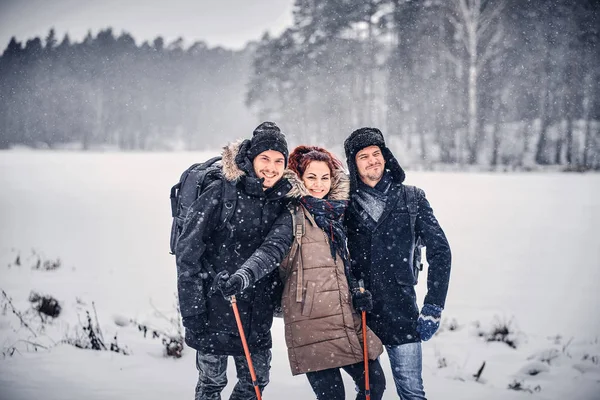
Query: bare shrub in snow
581 354 599 365
7 249 61 271
1 289 38 337
163 335 184 358
128 298 185 359
1 345 18 358
66 310 106 351
109 334 129 355
517 361 550 377
561 336 574 357
0 289 53 357
507 380 541 393
65 307 129 355
29 291 62 319
476 316 521 349
527 348 561 365
129 319 183 358
548 334 562 345
473 361 486 382
32 258 61 271
438 317 461 334
446 318 460 332
437 356 448 369
434 348 448 369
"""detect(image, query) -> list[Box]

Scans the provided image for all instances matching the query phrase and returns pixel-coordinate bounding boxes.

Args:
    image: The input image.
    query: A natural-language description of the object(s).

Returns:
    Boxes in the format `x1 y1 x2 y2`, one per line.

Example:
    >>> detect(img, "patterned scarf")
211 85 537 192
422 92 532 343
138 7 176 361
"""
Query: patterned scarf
355 170 393 223
299 196 349 264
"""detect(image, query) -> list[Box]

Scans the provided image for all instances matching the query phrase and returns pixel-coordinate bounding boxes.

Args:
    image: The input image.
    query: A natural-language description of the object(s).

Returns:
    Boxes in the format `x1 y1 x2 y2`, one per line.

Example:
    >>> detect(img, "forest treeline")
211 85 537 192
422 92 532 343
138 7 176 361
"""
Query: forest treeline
1 0 598 169
0 29 255 151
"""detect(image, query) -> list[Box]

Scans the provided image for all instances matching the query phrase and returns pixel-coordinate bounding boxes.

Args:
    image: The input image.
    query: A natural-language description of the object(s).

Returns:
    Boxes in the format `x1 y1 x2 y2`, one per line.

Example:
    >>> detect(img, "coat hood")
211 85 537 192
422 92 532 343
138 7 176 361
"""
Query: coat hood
221 140 246 182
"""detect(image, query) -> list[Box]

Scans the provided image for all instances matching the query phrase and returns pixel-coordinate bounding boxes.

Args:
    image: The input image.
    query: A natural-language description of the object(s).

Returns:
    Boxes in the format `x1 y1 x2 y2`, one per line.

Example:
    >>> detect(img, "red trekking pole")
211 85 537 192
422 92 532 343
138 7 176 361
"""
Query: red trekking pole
359 280 371 400
230 295 262 400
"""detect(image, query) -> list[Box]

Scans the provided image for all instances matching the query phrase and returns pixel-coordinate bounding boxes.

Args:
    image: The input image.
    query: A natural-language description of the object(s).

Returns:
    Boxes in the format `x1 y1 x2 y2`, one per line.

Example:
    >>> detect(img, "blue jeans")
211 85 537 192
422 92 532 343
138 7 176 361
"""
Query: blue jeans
195 349 271 400
385 343 426 400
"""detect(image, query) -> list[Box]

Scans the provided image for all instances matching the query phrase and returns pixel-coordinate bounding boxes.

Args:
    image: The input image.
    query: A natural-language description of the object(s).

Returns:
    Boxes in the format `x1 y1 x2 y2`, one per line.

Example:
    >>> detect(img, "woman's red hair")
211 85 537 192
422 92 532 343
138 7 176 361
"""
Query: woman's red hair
288 146 343 178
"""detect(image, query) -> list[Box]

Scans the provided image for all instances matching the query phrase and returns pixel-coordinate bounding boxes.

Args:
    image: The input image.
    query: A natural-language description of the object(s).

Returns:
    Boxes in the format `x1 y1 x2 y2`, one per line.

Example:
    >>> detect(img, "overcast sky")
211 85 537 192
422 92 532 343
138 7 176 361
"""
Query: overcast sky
0 0 295 50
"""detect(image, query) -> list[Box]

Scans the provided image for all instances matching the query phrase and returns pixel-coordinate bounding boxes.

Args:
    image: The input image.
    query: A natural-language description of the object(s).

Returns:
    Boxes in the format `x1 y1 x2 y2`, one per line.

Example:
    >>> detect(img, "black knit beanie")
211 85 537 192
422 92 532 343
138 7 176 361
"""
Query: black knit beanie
344 127 406 191
247 121 289 166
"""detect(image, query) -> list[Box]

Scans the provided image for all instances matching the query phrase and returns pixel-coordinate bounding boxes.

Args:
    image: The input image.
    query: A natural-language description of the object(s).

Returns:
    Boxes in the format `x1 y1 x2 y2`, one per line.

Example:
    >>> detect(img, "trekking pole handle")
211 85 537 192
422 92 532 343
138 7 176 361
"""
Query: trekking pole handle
358 279 365 293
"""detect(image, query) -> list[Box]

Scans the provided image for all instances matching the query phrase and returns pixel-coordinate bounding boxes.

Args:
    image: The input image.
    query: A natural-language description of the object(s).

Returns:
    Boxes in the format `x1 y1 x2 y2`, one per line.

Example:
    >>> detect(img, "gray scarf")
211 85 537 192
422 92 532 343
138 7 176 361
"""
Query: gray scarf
354 170 392 223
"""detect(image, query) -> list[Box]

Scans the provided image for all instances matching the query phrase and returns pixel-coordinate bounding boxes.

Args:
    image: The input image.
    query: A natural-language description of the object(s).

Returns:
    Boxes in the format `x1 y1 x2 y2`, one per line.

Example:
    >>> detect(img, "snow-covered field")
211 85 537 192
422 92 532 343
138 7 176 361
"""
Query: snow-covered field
0 151 599 400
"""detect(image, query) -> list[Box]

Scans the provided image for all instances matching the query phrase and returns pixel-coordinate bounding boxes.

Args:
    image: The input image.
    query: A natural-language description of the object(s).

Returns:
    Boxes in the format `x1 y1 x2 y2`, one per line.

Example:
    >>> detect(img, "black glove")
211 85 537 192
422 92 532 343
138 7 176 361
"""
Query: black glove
212 269 253 298
182 314 206 332
352 288 373 312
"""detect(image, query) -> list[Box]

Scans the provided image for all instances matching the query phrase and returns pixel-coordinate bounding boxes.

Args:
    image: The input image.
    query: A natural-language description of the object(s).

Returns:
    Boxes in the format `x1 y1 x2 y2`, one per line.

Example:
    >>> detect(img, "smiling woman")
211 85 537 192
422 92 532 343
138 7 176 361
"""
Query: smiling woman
281 145 387 400
301 161 331 198
288 145 343 198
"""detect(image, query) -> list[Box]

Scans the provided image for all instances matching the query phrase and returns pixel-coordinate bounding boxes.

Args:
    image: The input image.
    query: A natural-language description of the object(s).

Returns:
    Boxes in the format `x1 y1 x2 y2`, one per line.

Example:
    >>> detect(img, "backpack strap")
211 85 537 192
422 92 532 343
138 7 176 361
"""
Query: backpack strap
405 185 418 238
284 203 306 303
219 180 238 238
170 182 181 217
405 185 424 277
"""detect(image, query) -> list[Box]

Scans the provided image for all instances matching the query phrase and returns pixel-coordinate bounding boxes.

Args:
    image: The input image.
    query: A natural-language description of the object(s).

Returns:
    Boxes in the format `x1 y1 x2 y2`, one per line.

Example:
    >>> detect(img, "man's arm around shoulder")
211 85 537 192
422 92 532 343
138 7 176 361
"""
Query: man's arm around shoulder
238 209 294 283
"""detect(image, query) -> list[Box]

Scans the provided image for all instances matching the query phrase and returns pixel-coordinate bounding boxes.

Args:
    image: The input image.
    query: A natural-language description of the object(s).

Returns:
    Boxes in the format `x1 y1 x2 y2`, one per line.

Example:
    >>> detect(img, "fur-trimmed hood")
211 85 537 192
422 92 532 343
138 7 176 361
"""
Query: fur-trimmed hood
221 140 246 182
285 167 349 201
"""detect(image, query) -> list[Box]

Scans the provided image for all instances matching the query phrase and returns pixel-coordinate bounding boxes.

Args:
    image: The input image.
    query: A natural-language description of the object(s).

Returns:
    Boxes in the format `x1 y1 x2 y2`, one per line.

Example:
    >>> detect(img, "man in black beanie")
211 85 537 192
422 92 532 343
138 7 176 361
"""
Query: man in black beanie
176 121 293 399
237 121 289 189
344 127 452 400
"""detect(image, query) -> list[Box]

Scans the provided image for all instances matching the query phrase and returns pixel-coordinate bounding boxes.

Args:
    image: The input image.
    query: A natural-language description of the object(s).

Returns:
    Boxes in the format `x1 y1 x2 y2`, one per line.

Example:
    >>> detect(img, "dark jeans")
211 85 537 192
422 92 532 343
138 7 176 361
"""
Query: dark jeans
194 349 271 400
305 359 386 400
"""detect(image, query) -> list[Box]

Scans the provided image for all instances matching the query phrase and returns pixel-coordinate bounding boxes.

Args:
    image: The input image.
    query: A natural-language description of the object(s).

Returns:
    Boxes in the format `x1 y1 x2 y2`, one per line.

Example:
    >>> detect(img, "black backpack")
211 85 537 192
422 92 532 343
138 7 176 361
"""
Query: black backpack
404 185 424 283
169 156 238 255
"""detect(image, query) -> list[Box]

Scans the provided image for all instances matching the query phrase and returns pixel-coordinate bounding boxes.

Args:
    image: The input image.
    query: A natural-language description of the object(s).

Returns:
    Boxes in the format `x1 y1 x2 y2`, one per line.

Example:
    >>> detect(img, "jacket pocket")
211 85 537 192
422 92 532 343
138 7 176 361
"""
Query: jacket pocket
399 284 419 320
394 251 418 286
395 269 417 286
302 280 316 317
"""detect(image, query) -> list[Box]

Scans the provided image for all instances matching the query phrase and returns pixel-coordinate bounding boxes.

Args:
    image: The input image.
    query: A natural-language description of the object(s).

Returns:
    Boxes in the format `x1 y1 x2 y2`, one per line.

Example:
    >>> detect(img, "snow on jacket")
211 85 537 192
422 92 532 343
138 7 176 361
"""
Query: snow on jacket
280 168 383 376
175 141 293 355
345 158 451 346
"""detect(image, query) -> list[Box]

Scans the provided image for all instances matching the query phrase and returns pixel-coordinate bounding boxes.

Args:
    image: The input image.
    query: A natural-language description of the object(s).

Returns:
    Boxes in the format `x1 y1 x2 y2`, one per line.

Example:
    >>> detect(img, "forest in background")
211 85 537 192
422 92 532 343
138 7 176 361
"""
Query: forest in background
1 0 598 169
0 30 255 151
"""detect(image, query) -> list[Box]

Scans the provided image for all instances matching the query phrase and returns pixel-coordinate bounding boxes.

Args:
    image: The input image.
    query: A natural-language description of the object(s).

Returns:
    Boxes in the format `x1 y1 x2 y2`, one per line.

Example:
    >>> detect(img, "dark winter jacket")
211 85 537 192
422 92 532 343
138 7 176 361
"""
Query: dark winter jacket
175 141 293 355
280 169 383 375
346 158 451 346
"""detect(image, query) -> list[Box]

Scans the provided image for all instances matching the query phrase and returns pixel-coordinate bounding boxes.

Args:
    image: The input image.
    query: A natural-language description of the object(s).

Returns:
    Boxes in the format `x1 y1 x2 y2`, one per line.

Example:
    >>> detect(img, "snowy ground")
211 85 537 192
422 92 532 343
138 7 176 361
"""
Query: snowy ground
0 151 599 400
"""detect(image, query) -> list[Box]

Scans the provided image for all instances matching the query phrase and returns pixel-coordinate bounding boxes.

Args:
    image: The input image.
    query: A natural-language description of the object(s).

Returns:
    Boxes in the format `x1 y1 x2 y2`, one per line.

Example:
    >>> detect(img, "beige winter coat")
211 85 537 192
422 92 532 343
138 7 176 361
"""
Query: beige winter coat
280 169 383 376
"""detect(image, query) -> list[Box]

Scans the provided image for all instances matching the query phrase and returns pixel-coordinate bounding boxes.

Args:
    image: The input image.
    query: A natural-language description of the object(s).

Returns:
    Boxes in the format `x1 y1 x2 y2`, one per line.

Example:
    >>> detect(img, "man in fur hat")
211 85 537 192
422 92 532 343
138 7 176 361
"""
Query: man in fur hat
176 121 293 399
344 127 452 400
